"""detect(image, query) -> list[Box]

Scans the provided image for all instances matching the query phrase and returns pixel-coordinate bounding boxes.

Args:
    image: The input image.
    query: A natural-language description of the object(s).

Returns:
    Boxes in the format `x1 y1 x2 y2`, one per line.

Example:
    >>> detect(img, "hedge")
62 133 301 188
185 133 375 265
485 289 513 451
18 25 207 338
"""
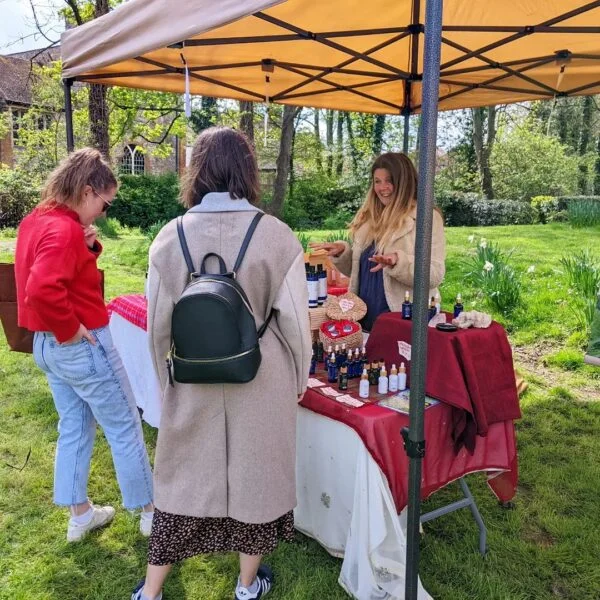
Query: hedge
435 192 536 226
110 173 184 230
0 167 41 228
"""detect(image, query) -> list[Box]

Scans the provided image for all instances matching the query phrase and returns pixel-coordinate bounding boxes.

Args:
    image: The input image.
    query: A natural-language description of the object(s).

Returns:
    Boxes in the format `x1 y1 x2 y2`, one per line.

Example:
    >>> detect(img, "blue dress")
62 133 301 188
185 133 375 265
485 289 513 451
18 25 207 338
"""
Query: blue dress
358 242 390 332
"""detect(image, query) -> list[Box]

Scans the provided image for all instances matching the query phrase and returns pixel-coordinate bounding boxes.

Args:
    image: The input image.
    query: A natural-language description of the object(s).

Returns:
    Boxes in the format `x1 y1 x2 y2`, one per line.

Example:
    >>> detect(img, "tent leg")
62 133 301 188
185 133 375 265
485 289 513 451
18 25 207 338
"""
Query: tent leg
403 111 410 153
63 79 74 153
404 0 444 598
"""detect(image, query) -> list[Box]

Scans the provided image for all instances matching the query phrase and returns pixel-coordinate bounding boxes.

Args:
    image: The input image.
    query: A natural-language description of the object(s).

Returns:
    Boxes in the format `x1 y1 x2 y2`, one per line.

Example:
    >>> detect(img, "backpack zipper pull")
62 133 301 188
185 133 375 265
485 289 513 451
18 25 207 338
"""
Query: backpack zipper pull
166 350 174 387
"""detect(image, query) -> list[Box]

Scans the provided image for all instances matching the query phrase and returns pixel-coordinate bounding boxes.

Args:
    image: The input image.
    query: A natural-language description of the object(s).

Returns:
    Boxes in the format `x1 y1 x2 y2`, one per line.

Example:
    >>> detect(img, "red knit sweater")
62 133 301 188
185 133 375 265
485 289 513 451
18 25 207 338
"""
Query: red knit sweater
15 205 108 343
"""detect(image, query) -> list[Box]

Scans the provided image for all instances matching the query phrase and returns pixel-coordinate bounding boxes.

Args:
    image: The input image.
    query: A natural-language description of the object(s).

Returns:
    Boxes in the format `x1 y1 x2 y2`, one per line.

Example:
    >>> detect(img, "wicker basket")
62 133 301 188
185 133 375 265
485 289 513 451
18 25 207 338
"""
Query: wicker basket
308 306 328 332
325 292 367 322
319 319 364 351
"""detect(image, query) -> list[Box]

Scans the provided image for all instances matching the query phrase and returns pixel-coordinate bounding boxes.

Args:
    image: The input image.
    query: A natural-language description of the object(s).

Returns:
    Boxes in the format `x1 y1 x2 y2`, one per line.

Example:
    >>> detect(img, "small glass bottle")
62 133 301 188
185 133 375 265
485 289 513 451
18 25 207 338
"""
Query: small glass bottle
402 290 412 320
368 362 378 386
327 352 338 383
309 349 316 375
353 348 361 378
453 293 464 318
434 293 441 315
378 363 388 394
388 363 399 392
398 362 407 391
338 365 349 391
428 296 437 321
359 368 370 399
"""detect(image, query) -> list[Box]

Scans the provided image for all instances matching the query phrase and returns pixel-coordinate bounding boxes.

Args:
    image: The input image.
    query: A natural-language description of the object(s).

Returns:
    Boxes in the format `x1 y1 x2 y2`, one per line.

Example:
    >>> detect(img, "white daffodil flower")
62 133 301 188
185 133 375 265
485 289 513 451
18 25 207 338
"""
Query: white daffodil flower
483 261 494 272
468 234 475 243
479 238 488 249
527 265 535 273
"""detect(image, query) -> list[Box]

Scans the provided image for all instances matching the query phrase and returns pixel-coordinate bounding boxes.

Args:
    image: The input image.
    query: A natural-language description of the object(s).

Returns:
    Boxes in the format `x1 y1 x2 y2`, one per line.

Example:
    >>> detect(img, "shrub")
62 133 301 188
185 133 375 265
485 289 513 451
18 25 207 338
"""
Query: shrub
283 172 364 229
96 217 120 239
561 196 600 227
436 192 536 226
110 173 183 230
145 220 169 243
0 167 41 228
530 196 569 224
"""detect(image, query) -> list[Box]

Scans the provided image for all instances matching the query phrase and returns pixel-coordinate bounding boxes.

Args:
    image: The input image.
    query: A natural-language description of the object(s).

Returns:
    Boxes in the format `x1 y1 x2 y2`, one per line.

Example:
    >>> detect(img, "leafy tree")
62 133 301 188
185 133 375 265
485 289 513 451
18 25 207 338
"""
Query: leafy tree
490 123 579 200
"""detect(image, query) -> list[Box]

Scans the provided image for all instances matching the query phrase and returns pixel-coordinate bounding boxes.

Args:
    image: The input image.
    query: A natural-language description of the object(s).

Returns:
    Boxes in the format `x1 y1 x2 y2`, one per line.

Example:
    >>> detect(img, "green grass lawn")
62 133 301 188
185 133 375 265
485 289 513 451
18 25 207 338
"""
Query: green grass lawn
1 222 599 599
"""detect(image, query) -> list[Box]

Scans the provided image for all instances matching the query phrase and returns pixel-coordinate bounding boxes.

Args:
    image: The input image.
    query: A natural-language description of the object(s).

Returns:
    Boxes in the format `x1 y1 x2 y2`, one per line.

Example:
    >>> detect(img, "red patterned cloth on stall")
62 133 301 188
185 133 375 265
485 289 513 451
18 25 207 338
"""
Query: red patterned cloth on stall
300 386 517 514
106 294 147 331
365 312 521 452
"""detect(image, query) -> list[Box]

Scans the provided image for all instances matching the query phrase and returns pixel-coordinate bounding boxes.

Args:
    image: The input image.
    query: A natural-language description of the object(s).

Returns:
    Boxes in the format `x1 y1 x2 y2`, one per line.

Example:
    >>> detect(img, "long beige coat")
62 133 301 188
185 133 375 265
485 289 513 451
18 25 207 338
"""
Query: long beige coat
332 206 446 310
147 195 311 524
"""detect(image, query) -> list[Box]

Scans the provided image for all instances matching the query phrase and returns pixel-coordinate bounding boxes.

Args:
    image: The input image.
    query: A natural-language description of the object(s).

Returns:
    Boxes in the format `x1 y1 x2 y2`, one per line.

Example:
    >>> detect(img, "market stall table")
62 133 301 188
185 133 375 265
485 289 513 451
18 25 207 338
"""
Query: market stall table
107 294 518 600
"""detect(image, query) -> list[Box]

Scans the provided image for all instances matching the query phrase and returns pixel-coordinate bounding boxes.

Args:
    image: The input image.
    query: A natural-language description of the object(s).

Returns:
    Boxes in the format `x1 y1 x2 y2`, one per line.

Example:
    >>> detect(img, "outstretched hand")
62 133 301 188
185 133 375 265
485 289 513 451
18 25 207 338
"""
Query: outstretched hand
308 241 346 258
368 253 398 272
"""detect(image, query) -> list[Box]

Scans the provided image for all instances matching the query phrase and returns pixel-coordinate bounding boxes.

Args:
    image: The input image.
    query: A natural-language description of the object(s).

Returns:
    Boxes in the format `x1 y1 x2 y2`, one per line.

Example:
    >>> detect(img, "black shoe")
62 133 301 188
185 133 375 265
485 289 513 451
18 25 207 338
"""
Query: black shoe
234 565 274 599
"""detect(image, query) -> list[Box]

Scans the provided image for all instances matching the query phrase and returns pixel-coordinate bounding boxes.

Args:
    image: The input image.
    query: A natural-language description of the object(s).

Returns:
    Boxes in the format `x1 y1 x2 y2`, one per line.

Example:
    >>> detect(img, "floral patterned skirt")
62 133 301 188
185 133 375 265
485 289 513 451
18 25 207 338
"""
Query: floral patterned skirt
148 508 295 565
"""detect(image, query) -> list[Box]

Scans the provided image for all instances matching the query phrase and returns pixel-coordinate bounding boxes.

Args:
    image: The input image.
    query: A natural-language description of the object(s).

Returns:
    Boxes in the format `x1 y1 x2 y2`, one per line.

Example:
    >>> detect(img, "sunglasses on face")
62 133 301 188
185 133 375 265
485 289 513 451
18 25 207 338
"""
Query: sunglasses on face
93 189 112 213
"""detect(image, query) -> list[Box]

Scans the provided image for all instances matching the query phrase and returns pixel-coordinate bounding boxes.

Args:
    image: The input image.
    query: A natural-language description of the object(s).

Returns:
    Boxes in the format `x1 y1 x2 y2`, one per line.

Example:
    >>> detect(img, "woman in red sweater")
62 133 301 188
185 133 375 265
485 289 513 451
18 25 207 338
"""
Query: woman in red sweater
15 148 154 542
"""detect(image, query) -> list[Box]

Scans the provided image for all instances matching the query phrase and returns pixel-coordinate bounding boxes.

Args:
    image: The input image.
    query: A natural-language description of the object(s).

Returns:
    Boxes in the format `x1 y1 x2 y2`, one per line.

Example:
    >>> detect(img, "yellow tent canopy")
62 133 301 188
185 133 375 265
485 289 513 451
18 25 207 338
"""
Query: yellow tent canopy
61 0 600 115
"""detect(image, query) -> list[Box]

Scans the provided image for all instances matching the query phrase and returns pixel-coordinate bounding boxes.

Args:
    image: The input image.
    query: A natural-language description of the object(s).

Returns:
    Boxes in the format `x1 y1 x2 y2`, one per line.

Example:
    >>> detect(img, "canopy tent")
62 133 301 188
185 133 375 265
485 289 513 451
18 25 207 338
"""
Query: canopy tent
60 2 600 599
62 0 600 115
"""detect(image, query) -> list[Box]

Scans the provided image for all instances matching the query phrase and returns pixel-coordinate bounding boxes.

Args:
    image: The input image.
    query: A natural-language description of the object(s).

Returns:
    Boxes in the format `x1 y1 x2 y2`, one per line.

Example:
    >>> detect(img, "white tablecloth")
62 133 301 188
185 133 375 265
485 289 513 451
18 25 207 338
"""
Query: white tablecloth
109 312 162 428
109 314 431 599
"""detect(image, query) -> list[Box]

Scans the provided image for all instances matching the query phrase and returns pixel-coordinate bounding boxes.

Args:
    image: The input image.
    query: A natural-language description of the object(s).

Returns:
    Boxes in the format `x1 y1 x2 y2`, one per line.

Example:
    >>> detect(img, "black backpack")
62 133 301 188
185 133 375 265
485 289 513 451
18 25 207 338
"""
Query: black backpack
166 212 273 385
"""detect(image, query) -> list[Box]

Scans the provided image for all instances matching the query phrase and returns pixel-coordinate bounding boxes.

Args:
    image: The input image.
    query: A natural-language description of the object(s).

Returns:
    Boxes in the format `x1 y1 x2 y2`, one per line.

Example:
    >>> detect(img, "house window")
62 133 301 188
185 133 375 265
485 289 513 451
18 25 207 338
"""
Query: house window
120 144 145 175
11 109 28 145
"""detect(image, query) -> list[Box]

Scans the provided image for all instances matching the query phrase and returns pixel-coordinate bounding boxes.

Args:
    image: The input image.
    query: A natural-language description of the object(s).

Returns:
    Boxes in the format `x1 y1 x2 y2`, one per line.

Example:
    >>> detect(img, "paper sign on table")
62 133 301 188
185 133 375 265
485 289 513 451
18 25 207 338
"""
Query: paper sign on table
321 386 342 397
336 394 364 408
307 378 325 388
397 341 411 361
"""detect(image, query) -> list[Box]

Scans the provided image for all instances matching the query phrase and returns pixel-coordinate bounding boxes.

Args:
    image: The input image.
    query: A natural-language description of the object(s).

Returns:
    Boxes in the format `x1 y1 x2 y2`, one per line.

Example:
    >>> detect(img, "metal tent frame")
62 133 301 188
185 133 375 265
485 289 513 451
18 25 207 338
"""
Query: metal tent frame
61 2 600 599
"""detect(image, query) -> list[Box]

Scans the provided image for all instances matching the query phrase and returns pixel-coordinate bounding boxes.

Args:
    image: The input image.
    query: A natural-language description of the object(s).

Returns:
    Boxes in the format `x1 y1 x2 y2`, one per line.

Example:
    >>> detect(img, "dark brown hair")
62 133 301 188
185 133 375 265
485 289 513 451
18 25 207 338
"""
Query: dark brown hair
181 127 260 208
39 147 117 209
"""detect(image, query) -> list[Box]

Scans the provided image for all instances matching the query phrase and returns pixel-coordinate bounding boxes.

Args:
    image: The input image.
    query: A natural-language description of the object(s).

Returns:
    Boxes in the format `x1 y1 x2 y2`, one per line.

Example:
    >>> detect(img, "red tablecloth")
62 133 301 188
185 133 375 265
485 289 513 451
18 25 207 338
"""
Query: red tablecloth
300 379 518 514
106 294 147 331
366 312 521 452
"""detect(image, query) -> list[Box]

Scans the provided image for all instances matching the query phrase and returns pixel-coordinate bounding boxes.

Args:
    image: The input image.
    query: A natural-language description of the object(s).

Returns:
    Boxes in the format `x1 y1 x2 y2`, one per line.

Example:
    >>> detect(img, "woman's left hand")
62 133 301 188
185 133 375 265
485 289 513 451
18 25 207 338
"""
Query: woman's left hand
83 225 97 249
368 253 398 272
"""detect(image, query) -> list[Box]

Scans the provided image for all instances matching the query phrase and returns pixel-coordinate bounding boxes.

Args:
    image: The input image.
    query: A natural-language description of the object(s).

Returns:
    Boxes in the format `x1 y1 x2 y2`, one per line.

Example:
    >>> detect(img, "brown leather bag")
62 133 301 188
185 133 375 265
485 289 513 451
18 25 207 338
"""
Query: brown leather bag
0 263 104 354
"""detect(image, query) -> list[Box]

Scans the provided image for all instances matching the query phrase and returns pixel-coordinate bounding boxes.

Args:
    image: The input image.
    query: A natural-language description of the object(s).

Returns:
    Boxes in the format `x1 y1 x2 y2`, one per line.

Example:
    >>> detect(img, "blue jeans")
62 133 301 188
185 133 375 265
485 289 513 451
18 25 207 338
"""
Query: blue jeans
33 326 154 509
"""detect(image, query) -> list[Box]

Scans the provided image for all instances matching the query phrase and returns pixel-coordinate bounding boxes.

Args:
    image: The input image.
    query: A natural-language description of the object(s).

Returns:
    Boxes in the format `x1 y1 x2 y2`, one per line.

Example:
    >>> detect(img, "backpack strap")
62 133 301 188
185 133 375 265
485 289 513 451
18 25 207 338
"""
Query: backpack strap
232 212 264 275
176 216 196 276
257 309 274 338
200 253 227 275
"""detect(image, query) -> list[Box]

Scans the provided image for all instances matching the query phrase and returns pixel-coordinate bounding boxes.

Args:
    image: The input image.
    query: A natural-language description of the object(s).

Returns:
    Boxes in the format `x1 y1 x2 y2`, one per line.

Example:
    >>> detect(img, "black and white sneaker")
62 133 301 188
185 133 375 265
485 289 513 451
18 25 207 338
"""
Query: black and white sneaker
234 565 274 600
131 578 162 600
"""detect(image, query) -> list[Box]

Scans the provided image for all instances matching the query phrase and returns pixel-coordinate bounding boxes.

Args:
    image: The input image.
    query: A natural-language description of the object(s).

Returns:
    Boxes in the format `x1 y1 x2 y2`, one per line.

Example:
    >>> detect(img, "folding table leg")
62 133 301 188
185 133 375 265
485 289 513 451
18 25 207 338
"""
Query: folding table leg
419 477 488 556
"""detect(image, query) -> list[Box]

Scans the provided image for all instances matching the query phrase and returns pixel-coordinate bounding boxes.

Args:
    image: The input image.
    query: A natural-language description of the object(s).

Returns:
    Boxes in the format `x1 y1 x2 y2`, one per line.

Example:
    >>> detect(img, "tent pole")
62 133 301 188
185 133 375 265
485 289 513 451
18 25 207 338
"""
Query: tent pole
403 0 443 598
63 79 75 153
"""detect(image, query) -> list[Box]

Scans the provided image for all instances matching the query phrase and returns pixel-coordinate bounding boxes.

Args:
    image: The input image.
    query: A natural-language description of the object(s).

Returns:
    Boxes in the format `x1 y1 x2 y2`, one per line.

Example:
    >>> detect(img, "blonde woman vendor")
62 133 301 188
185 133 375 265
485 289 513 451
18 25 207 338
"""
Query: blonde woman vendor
311 152 446 331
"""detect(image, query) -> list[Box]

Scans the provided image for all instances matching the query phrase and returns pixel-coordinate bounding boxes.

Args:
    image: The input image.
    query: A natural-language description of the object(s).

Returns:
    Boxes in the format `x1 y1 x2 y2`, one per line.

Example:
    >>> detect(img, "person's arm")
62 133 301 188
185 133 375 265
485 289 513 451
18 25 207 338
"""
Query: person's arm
272 251 312 397
329 241 353 277
24 229 81 343
382 211 446 288
147 258 173 391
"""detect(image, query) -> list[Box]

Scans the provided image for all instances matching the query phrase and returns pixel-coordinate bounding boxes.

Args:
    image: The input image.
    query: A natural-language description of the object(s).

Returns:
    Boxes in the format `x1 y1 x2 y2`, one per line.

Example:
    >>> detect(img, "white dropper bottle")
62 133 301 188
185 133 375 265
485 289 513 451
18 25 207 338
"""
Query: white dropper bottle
359 368 370 399
398 362 407 391
378 363 389 394
388 363 399 392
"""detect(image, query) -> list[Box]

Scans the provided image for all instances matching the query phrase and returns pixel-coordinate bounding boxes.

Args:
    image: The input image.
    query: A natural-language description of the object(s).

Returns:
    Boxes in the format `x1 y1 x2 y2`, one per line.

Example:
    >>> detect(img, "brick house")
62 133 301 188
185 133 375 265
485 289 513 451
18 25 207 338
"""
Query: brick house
0 48 185 174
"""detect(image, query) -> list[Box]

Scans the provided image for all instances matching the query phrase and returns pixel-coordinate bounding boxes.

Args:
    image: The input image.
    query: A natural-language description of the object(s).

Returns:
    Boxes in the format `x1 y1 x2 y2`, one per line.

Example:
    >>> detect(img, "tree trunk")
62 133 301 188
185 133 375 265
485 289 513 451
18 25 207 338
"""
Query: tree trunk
472 106 495 199
88 0 110 158
314 109 322 171
345 113 360 176
371 114 386 156
578 95 593 193
326 109 334 176
336 111 344 176
270 105 299 218
239 101 254 144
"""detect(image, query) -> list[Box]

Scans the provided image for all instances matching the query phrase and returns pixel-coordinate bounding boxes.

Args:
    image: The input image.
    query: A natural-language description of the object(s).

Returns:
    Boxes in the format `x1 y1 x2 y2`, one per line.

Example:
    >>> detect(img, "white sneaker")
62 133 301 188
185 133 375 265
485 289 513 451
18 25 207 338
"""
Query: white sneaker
67 504 115 542
139 511 154 537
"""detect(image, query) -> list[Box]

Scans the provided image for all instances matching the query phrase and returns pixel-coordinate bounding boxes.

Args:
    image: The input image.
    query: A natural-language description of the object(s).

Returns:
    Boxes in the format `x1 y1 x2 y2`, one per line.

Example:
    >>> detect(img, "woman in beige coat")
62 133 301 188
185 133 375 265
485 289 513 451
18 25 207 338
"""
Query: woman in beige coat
133 128 311 600
311 152 446 331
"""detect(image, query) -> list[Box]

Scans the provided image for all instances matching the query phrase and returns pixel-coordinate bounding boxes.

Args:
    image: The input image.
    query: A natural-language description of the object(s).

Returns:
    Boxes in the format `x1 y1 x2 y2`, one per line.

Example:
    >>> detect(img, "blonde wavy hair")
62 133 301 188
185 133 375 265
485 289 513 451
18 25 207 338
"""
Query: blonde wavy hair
39 148 117 210
350 152 417 251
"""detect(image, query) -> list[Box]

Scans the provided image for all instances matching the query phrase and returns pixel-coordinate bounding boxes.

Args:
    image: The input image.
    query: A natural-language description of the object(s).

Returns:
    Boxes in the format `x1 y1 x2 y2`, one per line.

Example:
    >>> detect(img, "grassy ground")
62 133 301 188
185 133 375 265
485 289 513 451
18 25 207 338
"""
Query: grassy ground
1 222 599 599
